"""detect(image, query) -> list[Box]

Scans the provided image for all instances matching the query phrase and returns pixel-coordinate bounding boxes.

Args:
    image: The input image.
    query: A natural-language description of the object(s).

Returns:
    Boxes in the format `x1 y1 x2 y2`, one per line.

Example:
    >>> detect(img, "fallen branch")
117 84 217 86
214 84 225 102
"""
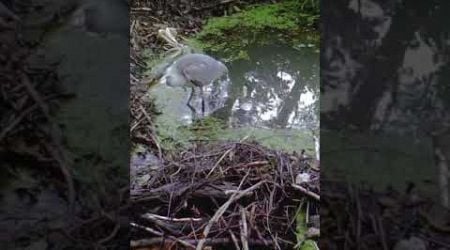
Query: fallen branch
196 180 265 250
131 222 196 249
131 237 275 249
240 207 249 250
142 213 203 223
292 184 320 201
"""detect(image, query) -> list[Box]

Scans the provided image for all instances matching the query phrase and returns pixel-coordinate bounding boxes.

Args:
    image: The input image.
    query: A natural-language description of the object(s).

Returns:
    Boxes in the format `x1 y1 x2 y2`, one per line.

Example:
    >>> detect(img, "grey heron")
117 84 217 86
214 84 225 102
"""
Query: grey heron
161 53 229 115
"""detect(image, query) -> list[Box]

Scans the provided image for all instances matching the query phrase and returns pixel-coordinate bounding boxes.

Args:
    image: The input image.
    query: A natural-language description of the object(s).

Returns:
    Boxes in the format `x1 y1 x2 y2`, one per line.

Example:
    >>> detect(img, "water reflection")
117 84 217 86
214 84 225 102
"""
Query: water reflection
223 44 319 130
151 76 230 122
189 77 231 117
321 0 450 210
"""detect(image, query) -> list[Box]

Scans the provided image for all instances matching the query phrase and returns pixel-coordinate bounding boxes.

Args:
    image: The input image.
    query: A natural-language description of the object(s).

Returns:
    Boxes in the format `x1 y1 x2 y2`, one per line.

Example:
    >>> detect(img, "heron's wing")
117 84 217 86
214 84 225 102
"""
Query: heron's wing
182 62 213 85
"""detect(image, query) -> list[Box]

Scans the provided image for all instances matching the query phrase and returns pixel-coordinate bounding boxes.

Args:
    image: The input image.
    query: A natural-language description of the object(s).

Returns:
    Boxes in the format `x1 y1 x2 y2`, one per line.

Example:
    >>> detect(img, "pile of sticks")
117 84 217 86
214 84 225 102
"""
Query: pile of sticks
131 141 320 249
0 6 76 202
321 179 450 249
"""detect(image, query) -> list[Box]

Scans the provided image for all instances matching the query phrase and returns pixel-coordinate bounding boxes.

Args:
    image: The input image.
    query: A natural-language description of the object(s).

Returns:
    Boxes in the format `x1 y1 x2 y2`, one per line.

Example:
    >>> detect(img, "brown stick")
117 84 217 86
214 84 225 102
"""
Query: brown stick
131 222 196 249
142 213 203 222
291 184 320 201
196 180 265 250
240 207 249 250
131 237 275 249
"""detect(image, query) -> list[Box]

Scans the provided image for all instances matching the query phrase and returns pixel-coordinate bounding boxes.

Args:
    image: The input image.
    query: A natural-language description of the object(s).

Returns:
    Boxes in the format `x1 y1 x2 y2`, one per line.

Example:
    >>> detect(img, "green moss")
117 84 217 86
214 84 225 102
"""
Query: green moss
222 127 315 154
299 240 318 250
154 112 315 153
191 0 319 60
155 116 229 151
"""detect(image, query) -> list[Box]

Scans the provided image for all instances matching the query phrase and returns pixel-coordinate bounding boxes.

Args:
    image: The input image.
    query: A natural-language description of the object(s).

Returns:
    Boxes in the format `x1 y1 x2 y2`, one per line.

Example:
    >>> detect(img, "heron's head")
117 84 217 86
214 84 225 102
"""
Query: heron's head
163 65 187 87
220 61 228 73
217 61 229 80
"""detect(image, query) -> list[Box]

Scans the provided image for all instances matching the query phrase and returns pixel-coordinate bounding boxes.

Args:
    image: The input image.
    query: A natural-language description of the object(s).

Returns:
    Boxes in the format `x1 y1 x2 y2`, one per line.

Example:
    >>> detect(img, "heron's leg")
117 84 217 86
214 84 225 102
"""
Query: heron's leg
187 86 195 106
186 100 197 120
187 86 198 118
200 87 205 116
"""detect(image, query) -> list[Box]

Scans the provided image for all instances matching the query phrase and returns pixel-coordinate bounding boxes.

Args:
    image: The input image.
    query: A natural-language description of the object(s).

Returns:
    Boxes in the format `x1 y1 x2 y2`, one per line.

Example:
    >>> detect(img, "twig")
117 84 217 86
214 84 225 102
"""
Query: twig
43 141 75 213
236 160 269 168
419 209 450 233
229 230 241 250
0 103 39 141
0 93 63 141
377 216 388 250
0 2 20 20
240 207 249 250
131 222 196 249
131 237 275 248
196 180 265 250
138 104 162 159
206 146 234 178
192 0 238 12
97 223 120 245
20 73 51 120
15 73 76 213
291 184 320 201
142 213 203 222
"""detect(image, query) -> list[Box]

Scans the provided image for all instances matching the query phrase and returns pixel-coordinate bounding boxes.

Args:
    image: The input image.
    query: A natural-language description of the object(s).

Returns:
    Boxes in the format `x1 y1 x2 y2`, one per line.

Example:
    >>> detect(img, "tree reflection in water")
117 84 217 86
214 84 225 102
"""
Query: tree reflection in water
213 44 319 133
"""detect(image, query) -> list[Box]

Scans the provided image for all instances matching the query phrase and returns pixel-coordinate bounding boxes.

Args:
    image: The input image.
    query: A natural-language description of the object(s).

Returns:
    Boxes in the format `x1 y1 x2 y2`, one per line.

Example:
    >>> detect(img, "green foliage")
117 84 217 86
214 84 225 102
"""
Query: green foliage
295 200 318 250
222 127 315 154
296 201 308 242
155 119 193 151
154 114 315 153
299 240 319 250
189 117 228 140
191 0 319 60
155 116 228 151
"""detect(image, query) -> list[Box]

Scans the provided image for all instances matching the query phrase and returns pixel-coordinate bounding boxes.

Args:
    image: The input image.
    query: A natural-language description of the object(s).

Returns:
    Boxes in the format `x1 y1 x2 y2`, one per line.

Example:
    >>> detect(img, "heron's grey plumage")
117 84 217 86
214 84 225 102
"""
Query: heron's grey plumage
165 53 228 88
162 53 228 116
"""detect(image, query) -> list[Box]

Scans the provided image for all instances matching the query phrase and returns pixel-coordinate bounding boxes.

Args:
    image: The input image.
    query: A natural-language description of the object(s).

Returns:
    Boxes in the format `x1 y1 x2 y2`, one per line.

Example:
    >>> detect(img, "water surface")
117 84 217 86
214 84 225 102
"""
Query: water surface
150 43 319 152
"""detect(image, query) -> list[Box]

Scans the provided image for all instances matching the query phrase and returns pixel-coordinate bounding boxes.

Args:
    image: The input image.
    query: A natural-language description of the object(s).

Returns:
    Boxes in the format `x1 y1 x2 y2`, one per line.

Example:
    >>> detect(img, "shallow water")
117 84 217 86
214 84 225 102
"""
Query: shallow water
217 44 319 130
150 43 319 151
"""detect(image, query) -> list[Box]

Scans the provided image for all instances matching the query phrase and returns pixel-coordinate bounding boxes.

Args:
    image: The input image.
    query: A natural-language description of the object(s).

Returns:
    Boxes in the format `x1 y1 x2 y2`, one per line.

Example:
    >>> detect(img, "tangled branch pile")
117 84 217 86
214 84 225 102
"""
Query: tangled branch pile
131 142 320 249
321 180 450 249
1 3 132 248
0 6 74 199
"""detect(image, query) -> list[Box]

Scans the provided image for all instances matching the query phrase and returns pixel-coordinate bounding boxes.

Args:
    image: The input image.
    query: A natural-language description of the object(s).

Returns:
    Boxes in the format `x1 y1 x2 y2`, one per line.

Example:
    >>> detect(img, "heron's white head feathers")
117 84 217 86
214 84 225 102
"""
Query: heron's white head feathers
163 64 187 87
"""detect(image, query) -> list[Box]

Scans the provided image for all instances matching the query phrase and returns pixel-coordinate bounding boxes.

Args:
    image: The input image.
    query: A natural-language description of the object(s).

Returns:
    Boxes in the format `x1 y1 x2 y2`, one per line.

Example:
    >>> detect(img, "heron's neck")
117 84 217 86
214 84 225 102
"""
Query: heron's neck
164 65 187 87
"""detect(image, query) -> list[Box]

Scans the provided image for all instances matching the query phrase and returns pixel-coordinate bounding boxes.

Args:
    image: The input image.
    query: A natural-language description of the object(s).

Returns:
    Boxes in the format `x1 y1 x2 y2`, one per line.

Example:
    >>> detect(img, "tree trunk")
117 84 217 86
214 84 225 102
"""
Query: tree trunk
345 1 434 130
